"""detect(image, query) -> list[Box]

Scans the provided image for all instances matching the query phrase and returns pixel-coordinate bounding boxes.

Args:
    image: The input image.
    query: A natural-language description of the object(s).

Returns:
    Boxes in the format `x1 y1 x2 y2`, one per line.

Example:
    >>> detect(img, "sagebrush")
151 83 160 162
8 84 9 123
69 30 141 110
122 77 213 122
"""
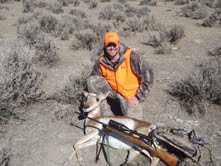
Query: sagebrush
168 58 221 114
0 41 43 124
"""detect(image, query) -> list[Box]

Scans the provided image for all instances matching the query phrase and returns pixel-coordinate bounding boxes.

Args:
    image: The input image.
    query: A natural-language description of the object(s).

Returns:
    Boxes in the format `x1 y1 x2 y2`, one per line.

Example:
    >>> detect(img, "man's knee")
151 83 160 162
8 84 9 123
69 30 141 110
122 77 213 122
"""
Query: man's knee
125 104 144 120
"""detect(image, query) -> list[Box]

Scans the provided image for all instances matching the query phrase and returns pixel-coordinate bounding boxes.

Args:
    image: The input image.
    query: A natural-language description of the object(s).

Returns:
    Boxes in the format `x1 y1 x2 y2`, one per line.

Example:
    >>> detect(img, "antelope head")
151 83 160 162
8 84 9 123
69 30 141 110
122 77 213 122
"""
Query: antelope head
82 91 109 113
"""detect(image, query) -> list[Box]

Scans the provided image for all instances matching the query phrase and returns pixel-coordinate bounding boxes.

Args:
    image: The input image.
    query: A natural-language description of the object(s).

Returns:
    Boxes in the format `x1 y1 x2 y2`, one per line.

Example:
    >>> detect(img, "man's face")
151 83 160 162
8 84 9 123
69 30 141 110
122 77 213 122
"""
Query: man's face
105 42 120 59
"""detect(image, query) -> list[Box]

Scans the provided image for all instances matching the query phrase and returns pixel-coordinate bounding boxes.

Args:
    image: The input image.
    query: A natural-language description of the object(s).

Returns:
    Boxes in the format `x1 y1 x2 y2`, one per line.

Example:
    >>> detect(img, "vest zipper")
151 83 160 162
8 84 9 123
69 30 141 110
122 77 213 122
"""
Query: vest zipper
114 72 118 92
113 62 119 92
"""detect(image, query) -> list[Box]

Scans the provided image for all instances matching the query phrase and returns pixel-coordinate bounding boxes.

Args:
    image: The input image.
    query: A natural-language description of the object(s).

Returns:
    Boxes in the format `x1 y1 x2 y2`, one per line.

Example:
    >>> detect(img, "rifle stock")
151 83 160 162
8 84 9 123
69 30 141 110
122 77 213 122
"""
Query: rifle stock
106 126 179 166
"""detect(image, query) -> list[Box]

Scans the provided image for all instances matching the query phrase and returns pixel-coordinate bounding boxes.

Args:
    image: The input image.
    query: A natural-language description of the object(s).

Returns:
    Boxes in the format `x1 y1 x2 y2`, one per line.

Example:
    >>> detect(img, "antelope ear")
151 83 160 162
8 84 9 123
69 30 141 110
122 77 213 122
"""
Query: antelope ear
98 91 110 101
83 91 89 96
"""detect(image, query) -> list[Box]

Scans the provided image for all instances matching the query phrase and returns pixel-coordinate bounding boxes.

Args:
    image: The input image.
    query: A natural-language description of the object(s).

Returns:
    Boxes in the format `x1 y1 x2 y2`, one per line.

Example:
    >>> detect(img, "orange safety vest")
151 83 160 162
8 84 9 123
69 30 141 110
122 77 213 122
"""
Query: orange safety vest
100 49 140 99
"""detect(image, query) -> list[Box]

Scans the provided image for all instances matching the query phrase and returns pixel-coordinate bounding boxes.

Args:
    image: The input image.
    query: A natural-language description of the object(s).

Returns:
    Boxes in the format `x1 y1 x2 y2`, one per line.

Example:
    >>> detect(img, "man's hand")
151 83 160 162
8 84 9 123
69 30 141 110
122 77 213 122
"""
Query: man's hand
128 96 139 108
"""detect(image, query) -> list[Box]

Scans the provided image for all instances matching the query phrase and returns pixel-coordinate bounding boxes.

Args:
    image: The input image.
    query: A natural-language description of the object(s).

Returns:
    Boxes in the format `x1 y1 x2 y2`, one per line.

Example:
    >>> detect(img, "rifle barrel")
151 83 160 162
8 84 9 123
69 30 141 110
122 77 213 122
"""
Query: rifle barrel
75 111 107 126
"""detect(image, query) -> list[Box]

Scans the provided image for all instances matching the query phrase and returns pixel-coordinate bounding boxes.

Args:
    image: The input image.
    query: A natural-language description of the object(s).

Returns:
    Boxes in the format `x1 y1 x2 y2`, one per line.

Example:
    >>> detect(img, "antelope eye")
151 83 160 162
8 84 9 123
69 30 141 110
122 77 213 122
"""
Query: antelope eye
82 95 87 101
96 98 99 102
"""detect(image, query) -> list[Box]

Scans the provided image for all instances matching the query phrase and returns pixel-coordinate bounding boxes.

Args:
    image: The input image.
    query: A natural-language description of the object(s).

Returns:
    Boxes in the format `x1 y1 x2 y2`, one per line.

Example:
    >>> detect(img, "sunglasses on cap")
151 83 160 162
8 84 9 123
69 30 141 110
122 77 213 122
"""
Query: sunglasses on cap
105 42 118 48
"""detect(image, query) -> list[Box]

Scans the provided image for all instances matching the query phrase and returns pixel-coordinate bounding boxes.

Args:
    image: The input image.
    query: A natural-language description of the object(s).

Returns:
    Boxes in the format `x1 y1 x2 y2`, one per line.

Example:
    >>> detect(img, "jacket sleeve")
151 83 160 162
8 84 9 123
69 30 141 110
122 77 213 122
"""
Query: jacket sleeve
130 51 154 102
91 59 103 76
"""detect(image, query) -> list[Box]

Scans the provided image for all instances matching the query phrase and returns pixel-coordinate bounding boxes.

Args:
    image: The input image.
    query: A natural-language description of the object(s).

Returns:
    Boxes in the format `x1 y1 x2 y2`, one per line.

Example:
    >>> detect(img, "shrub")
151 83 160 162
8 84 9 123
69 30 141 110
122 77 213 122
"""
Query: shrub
51 65 91 105
54 16 74 40
17 14 36 25
145 33 164 48
72 29 98 50
140 0 157 6
73 0 80 6
99 5 153 31
33 33 58 65
124 4 139 17
126 14 154 32
0 147 11 165
99 6 121 21
17 20 58 65
168 76 205 114
69 8 87 18
88 0 97 9
100 0 111 2
89 21 115 39
167 58 221 114
52 75 86 105
113 2 125 11
0 41 43 124
144 25 184 54
70 15 89 31
82 0 90 3
198 59 221 105
48 1 64 14
126 17 143 32
0 13 5 20
23 0 35 13
213 0 221 8
17 21 41 45
71 36 82 50
38 14 58 33
58 0 80 6
208 46 221 57
203 0 221 8
34 1 47 8
180 3 208 19
165 24 184 43
0 0 9 3
117 0 126 3
200 8 221 27
125 4 151 18
144 32 171 54
174 0 189 5
154 42 172 54
50 65 92 122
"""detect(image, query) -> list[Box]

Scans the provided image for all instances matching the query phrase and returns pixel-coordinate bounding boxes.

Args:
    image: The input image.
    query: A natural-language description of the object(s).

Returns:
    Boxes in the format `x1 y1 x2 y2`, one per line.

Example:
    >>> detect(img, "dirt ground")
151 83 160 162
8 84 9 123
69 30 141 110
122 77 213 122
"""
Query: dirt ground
0 0 221 166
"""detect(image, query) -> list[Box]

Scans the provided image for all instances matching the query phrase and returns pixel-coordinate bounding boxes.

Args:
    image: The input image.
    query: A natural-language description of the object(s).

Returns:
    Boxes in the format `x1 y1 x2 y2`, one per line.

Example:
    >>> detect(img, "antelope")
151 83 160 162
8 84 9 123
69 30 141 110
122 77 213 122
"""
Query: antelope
71 91 159 166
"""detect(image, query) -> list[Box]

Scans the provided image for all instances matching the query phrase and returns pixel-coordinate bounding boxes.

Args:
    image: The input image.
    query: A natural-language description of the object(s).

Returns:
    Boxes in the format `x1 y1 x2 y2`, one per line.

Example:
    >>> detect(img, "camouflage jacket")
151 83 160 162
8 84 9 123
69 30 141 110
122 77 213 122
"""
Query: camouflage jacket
91 43 154 102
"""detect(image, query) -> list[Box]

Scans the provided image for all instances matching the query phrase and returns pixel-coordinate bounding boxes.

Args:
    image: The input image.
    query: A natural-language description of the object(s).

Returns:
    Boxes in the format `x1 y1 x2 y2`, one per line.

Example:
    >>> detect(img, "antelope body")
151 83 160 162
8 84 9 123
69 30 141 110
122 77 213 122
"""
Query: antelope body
72 91 159 166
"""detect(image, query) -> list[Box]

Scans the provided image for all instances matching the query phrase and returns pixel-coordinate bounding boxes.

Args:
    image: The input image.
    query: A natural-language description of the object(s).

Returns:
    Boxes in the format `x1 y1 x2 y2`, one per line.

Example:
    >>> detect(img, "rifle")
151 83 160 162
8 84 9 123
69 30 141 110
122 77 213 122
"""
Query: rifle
75 111 181 166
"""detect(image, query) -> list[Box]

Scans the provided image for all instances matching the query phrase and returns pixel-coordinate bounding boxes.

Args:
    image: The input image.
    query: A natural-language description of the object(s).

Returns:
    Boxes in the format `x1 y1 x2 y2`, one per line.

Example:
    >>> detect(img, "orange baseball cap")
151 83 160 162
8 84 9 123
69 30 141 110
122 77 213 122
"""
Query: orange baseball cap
104 32 120 46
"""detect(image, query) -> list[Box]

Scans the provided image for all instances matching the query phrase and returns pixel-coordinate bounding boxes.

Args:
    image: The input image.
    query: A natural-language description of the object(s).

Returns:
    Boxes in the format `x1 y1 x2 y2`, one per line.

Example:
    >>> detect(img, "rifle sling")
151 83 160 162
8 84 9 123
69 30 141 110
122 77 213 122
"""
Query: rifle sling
95 135 102 163
103 132 113 166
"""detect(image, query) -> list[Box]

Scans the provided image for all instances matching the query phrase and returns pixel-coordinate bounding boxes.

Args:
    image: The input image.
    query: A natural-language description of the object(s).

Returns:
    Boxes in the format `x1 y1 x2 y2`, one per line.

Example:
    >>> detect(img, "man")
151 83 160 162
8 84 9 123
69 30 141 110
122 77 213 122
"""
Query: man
87 31 154 120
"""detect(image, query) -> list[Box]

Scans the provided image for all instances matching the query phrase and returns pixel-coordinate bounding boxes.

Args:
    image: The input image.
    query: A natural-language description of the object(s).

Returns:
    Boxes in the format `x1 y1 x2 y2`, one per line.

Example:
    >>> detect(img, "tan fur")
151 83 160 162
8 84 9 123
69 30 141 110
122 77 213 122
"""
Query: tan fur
71 92 159 166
